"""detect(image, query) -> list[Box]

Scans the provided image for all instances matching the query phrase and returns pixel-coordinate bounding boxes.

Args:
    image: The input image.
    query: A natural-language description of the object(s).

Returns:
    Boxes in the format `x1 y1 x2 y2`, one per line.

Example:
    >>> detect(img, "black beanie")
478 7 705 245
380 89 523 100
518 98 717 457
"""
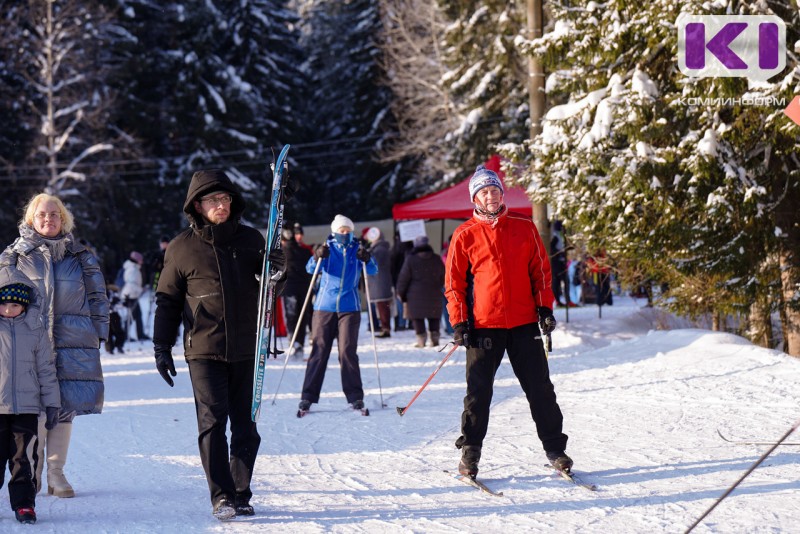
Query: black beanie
0 283 31 307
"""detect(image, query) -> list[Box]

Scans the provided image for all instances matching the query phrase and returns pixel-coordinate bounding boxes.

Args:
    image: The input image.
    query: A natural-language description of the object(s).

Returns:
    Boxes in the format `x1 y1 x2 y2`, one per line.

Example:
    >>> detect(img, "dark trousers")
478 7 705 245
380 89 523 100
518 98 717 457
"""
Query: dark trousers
187 359 261 506
301 311 364 404
0 414 38 510
412 317 440 336
106 311 126 353
456 323 567 453
553 269 571 304
284 294 311 347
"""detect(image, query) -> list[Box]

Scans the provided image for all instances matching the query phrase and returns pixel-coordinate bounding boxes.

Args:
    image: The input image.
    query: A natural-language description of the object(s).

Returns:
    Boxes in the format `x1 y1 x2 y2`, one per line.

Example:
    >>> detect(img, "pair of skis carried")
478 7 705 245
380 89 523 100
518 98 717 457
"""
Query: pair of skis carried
251 145 291 423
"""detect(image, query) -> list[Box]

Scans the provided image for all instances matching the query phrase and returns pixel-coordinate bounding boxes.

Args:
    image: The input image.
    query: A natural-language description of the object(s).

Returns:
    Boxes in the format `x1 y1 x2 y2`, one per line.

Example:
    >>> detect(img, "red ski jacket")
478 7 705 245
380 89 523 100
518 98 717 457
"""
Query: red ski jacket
445 208 554 329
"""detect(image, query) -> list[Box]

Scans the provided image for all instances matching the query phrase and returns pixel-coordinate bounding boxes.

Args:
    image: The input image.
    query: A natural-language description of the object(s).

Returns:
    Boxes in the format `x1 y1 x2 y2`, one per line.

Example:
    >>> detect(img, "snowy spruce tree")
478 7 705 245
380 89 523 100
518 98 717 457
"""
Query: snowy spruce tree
505 0 800 354
292 0 398 223
111 0 304 231
0 0 139 259
437 0 530 175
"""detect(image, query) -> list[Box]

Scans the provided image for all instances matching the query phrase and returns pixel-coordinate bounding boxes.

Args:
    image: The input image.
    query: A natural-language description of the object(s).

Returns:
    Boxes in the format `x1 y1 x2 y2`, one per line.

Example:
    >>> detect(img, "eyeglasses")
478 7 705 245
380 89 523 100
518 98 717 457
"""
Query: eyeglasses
34 211 61 221
199 194 232 207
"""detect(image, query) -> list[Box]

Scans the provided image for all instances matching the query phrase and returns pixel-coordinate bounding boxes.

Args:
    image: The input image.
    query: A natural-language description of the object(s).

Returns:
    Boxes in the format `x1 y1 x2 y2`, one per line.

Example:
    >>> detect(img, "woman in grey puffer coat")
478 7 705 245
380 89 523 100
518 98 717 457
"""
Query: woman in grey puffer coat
0 193 109 499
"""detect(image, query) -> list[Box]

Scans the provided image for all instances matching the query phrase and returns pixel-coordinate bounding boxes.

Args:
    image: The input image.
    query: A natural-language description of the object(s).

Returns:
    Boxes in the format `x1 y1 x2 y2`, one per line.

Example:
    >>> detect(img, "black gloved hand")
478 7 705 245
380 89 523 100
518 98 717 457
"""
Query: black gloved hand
537 307 557 335
269 248 286 272
356 246 371 262
44 406 59 431
154 344 177 387
453 322 473 348
314 244 330 259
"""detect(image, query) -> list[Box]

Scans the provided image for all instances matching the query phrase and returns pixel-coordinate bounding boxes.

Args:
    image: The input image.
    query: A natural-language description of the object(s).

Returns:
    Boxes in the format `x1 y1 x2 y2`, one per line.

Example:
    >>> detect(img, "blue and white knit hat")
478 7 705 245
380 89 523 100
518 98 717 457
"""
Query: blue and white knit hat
468 165 504 201
0 283 31 307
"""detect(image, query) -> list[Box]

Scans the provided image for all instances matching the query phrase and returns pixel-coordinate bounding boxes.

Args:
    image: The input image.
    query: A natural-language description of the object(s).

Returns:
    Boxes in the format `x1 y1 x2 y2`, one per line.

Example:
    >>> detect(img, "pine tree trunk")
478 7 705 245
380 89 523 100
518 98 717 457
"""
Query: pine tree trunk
779 246 800 356
775 177 800 357
749 297 771 348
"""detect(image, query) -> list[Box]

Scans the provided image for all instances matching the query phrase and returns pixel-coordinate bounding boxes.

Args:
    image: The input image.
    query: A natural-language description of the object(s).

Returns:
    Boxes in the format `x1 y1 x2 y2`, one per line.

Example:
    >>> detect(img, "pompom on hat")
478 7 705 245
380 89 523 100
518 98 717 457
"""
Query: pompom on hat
0 283 31 307
330 214 355 234
468 165 504 201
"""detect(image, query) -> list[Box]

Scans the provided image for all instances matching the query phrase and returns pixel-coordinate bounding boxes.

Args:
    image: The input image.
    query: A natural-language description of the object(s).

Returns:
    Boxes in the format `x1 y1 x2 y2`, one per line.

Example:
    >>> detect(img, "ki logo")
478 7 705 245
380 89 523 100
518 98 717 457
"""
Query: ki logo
677 15 786 81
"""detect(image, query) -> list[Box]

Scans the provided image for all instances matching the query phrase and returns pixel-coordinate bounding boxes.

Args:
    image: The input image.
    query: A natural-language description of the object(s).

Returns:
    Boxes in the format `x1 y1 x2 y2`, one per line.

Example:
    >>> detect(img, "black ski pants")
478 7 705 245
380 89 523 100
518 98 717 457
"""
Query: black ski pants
187 359 261 507
301 310 364 404
456 322 568 453
0 414 38 510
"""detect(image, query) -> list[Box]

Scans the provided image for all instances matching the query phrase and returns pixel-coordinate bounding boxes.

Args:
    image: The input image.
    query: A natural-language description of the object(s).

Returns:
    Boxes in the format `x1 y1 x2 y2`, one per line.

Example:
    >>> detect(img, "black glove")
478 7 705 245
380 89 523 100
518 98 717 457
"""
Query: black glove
314 244 330 259
537 307 557 335
269 248 286 273
154 344 176 387
453 322 473 348
356 246 371 262
44 406 59 431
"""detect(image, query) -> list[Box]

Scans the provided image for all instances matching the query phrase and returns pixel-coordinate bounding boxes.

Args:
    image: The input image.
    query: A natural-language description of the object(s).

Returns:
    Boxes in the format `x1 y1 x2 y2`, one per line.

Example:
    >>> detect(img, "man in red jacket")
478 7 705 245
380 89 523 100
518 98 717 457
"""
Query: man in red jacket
444 164 571 479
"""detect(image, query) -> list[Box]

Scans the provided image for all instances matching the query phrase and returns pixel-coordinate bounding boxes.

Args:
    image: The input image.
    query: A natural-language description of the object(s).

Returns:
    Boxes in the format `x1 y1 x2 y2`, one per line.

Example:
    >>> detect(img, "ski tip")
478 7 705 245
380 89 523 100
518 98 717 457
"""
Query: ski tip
396 407 406 416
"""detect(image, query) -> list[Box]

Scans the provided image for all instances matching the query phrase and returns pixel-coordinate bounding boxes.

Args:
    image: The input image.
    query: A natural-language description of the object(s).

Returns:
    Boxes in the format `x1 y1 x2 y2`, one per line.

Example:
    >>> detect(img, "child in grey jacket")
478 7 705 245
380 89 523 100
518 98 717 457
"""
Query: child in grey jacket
0 267 60 524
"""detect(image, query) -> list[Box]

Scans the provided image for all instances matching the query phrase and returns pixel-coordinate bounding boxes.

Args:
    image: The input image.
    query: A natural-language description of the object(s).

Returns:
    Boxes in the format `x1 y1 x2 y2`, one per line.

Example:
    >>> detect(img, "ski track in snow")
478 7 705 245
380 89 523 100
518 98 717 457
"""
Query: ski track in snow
7 296 799 533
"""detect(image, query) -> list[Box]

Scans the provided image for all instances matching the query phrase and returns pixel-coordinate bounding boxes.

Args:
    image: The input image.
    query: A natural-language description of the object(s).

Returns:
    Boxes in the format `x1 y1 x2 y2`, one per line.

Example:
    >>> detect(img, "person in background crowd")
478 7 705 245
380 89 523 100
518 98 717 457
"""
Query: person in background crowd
105 286 127 354
145 236 170 292
364 227 392 338
0 269 60 525
397 235 445 347
567 249 583 306
550 220 571 307
440 236 454 335
587 248 613 306
445 164 571 480
120 251 149 341
281 226 313 358
293 223 314 254
298 215 377 415
152 169 287 521
0 192 109 500
390 234 413 332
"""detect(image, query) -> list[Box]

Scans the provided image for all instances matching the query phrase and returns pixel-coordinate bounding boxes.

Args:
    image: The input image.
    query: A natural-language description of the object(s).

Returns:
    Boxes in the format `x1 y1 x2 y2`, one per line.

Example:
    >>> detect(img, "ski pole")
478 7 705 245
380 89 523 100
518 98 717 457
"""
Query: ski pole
362 261 385 408
270 257 322 405
396 342 459 416
684 417 800 533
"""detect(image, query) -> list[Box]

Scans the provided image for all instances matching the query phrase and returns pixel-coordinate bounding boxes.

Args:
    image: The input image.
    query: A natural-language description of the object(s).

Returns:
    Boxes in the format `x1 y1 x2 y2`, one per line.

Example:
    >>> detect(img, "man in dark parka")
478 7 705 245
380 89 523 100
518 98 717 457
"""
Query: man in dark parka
151 169 285 520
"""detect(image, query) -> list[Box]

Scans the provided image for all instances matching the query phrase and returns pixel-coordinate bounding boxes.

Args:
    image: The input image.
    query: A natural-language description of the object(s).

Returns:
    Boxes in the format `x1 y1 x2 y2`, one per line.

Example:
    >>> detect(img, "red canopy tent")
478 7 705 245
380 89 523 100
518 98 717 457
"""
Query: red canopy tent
392 155 533 220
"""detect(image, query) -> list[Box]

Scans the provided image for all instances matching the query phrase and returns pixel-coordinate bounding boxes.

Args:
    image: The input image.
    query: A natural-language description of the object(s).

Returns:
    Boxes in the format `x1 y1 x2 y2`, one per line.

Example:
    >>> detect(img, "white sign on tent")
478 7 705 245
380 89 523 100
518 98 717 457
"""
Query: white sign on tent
397 220 426 242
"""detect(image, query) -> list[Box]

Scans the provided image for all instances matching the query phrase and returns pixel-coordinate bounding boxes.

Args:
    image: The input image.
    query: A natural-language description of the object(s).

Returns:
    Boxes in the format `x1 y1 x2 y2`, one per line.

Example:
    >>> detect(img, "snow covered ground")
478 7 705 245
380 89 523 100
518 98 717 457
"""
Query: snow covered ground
7 296 799 533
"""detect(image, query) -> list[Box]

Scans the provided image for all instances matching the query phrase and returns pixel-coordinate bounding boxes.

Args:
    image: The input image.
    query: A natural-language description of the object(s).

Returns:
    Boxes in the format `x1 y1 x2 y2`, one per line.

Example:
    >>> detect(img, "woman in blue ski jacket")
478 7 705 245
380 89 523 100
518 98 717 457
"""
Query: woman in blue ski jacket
298 214 377 414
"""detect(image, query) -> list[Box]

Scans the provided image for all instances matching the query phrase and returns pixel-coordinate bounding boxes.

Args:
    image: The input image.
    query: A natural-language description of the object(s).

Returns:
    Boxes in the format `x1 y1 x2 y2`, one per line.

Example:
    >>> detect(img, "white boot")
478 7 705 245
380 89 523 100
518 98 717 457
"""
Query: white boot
414 334 426 348
34 416 47 494
47 422 75 498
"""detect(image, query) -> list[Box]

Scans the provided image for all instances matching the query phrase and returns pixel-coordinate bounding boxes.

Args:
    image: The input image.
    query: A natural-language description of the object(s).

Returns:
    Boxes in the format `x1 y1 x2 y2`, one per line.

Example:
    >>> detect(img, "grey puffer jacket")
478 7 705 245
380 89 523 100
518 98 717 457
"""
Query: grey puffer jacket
0 225 108 415
0 267 60 414
366 238 393 301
